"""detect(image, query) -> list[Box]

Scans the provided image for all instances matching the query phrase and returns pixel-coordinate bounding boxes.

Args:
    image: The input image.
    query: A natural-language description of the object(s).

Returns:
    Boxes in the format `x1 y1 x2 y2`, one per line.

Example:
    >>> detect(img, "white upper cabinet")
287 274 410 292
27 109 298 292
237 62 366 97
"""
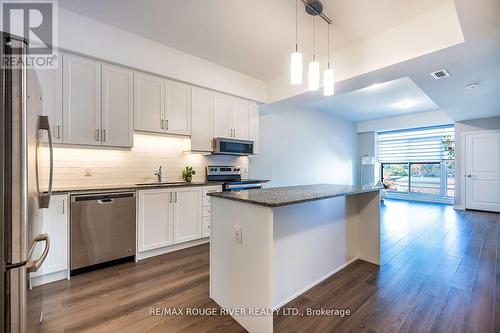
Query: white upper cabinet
36 55 63 143
173 187 202 243
248 101 259 154
213 93 233 138
232 98 250 140
134 72 165 134
213 94 251 140
62 54 102 145
138 189 174 252
165 79 191 136
191 87 214 152
102 64 134 147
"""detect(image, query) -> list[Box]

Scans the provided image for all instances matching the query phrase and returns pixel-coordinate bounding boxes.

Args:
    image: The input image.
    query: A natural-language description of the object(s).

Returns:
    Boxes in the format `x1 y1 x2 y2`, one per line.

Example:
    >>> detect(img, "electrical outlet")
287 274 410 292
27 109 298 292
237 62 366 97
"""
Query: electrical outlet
234 224 242 244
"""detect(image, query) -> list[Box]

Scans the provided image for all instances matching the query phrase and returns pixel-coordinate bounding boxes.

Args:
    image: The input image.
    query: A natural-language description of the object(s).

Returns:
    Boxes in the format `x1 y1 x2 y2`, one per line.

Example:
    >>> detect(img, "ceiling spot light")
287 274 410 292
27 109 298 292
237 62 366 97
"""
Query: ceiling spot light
392 99 417 109
466 82 480 90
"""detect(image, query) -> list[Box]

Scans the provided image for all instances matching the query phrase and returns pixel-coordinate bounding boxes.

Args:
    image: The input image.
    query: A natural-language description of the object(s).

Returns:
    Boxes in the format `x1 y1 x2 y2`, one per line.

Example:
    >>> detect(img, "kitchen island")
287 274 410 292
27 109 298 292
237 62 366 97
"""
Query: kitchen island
208 184 382 333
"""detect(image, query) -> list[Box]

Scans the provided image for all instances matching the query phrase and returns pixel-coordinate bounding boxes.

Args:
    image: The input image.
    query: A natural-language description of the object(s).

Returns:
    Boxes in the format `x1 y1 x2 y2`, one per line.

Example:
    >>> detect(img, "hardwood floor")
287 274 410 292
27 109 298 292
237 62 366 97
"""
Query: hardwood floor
31 199 499 333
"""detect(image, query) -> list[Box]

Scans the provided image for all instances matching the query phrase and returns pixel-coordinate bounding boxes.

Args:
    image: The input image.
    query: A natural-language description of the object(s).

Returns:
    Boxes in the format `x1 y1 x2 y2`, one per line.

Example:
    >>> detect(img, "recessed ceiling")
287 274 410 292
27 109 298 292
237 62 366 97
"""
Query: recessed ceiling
307 77 439 122
57 0 451 81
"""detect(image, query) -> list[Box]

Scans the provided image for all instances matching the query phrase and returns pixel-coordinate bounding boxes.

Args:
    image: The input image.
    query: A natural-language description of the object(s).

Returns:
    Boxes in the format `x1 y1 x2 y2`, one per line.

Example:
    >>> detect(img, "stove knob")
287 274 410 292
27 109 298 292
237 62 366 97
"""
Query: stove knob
236 168 240 172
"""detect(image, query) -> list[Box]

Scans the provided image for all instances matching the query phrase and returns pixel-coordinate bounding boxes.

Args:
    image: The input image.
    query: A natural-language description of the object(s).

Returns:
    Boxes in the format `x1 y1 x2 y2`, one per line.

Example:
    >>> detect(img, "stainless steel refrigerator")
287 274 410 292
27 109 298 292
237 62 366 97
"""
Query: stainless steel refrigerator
1 34 53 332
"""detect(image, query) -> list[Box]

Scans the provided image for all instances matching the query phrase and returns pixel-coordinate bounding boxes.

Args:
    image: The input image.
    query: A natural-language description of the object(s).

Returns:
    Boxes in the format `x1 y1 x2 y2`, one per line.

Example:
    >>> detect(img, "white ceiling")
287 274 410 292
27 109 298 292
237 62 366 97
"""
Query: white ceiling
266 0 500 122
57 0 450 81
307 77 439 121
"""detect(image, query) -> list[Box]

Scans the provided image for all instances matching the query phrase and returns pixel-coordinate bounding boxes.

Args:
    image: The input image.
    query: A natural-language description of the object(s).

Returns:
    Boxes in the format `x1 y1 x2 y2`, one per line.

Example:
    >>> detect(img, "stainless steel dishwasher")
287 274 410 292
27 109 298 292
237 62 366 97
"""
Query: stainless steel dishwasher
71 192 136 272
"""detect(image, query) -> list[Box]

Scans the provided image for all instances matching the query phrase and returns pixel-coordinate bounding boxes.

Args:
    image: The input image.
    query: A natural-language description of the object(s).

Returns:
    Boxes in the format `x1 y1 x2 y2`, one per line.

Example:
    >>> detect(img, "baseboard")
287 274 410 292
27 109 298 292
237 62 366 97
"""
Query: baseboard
272 257 358 310
30 270 69 287
454 204 465 211
136 238 210 261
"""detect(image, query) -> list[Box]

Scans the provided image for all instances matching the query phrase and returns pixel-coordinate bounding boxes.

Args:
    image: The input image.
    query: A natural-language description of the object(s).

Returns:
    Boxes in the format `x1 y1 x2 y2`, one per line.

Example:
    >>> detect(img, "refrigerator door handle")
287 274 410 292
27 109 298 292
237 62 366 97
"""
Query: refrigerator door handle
38 115 53 208
26 233 50 273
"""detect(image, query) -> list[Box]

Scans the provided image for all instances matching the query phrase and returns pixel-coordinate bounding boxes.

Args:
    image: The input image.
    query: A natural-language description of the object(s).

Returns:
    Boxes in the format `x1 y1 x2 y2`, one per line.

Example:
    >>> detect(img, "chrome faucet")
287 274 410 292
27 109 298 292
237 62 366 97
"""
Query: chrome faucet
154 166 163 182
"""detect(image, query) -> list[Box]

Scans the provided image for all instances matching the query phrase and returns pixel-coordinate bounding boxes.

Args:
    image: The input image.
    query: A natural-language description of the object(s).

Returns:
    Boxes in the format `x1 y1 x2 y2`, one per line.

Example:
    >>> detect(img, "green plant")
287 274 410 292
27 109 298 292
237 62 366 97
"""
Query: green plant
182 166 196 182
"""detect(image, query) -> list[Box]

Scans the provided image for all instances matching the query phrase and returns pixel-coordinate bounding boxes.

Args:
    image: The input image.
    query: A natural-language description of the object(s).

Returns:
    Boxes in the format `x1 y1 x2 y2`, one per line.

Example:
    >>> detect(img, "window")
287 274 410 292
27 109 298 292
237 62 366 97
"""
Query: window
379 125 455 201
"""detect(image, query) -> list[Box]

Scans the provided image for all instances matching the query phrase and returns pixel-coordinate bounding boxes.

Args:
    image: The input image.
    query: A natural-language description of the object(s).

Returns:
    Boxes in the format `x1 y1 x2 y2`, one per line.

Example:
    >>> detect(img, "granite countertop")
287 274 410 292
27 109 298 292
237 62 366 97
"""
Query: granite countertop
207 184 383 208
50 181 224 194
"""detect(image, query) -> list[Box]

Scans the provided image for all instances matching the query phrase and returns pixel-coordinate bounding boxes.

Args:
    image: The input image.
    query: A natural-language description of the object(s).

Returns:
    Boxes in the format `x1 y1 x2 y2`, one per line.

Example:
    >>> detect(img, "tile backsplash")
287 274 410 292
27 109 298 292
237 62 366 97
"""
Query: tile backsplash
41 134 249 187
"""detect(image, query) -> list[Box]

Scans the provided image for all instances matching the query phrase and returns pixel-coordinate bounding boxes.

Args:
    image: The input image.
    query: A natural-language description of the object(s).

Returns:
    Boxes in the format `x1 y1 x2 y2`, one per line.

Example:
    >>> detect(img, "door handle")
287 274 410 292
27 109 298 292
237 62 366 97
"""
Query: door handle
26 234 50 273
467 174 472 178
97 198 114 204
37 116 53 208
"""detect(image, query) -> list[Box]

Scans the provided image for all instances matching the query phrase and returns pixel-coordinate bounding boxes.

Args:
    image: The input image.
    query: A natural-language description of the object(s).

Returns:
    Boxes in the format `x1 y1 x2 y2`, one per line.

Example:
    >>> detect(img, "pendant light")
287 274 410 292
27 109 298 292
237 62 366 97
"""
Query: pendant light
308 16 320 91
290 0 303 85
323 24 334 96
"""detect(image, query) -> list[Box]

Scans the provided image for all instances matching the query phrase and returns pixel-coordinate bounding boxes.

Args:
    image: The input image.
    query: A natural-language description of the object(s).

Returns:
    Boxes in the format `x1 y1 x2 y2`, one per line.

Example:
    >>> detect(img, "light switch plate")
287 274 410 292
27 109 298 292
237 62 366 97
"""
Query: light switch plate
234 224 242 244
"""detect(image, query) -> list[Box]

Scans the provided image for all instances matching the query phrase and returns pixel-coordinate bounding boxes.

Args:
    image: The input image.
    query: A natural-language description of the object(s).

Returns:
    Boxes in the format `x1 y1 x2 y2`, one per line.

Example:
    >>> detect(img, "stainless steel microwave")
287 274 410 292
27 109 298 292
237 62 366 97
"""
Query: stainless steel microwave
212 138 254 156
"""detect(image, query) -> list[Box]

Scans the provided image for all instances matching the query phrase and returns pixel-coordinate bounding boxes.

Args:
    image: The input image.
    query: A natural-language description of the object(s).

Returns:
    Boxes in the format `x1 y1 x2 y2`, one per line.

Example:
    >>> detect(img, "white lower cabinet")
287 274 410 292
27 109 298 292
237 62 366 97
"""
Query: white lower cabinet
137 188 174 252
30 194 69 287
173 187 202 243
202 185 223 238
138 186 219 258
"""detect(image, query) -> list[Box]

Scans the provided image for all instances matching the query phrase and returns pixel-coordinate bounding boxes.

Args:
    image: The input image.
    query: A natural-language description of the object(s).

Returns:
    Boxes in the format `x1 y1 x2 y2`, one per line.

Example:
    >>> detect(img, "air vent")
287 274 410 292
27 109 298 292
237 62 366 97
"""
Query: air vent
430 69 450 80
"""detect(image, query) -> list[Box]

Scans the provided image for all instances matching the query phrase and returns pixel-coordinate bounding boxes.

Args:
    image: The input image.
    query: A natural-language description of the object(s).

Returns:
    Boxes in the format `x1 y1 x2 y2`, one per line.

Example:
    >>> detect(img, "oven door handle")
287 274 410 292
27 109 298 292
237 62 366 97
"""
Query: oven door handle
225 183 263 191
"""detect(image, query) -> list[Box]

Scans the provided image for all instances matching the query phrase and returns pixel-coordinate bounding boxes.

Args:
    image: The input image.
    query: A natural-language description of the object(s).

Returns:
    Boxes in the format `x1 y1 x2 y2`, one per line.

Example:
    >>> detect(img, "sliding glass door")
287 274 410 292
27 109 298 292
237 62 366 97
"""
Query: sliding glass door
379 125 455 203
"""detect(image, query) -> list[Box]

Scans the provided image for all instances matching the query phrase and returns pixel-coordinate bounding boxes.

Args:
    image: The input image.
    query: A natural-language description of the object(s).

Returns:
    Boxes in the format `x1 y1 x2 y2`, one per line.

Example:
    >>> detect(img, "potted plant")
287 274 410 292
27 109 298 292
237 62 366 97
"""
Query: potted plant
182 166 196 182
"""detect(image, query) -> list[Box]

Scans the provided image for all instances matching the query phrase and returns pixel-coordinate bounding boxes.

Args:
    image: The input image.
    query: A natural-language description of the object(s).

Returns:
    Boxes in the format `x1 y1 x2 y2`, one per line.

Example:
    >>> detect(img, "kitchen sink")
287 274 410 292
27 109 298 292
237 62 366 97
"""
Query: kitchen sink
135 181 187 186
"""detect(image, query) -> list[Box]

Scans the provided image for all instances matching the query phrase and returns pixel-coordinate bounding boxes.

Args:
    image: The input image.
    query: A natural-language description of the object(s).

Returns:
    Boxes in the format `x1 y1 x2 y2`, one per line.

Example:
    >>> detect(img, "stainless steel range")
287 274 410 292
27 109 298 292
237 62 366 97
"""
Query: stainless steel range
206 166 267 191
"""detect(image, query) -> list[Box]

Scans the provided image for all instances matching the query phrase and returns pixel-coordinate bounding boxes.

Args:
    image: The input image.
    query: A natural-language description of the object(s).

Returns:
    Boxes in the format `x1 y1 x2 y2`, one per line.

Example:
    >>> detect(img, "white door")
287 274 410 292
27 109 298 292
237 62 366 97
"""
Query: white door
102 64 134 147
165 79 191 136
36 55 63 143
62 54 102 145
138 189 174 252
31 195 68 279
465 131 500 212
213 93 232 138
191 87 213 152
248 101 259 154
173 187 202 244
134 72 165 134
232 98 249 140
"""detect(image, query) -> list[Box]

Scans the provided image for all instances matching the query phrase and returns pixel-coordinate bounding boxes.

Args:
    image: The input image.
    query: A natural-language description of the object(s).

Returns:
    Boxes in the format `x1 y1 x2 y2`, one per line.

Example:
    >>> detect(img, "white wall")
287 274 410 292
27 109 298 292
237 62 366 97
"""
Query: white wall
356 110 453 133
358 132 379 185
454 117 500 208
57 8 267 102
249 106 358 187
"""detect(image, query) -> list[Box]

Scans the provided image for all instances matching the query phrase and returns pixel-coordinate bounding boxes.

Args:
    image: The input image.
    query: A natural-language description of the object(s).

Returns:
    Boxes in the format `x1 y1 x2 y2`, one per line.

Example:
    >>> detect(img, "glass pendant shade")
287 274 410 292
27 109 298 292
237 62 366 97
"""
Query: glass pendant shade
308 61 320 91
323 68 335 96
290 52 303 85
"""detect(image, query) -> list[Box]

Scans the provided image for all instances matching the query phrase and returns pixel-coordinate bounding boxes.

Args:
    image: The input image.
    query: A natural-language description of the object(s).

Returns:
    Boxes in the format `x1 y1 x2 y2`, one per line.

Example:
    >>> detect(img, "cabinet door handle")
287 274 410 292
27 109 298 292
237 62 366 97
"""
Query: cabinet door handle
161 119 164 130
175 192 177 202
101 129 106 142
56 125 61 139
95 129 100 141
169 192 173 203
62 199 65 214
166 119 169 130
